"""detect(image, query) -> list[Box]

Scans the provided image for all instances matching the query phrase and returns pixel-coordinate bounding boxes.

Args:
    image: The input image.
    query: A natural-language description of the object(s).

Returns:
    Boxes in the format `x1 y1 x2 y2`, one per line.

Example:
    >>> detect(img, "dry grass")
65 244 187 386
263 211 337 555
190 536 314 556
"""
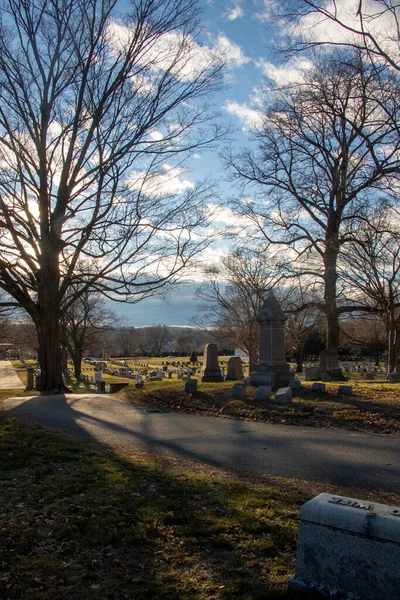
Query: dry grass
1 410 399 600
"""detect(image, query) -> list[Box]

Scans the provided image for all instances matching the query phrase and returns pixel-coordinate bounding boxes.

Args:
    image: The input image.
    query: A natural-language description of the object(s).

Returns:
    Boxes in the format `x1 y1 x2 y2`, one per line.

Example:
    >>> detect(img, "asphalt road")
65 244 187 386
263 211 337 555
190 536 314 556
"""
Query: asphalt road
3 393 400 494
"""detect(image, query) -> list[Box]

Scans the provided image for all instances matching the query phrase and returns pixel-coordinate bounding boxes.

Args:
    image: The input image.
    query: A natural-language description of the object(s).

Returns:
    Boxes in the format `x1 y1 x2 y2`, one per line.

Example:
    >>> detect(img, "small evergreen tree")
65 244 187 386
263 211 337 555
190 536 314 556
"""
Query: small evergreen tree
190 350 198 363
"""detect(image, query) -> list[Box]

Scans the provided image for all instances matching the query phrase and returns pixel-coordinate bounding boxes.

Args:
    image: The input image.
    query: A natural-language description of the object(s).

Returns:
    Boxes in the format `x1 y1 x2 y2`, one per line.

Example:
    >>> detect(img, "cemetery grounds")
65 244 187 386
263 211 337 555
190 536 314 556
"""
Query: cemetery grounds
1 359 400 599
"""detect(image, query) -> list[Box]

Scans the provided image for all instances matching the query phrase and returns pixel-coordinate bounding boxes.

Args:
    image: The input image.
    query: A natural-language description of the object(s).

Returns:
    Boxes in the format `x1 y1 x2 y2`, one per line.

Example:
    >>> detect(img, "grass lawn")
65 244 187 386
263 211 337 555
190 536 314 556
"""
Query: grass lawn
1 410 399 600
121 379 400 435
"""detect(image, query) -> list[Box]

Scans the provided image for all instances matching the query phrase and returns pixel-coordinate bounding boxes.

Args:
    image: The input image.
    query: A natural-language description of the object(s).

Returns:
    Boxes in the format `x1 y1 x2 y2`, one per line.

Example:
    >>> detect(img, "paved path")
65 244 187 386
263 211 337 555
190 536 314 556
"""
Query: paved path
0 360 25 389
3 393 400 494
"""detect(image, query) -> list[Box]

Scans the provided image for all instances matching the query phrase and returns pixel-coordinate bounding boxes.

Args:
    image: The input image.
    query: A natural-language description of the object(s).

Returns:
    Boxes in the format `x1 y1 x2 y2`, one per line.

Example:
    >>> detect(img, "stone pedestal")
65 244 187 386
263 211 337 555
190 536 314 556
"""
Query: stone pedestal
290 493 400 600
317 349 346 381
201 343 223 382
249 292 294 389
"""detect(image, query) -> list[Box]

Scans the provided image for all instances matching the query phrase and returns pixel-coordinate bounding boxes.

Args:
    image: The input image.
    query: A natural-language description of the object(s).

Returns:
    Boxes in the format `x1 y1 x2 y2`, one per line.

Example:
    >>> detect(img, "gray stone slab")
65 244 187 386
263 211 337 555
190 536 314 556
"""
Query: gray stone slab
254 386 271 401
304 366 318 381
225 356 244 380
337 385 352 395
311 382 325 393
290 493 400 600
184 378 198 394
231 383 248 399
289 379 302 389
275 387 292 405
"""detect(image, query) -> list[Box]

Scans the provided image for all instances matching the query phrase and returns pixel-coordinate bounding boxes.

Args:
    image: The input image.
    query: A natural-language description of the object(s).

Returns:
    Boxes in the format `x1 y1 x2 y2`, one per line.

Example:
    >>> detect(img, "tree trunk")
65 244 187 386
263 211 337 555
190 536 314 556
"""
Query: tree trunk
35 314 65 392
324 237 340 351
387 315 398 375
73 348 83 379
295 348 303 373
34 248 66 392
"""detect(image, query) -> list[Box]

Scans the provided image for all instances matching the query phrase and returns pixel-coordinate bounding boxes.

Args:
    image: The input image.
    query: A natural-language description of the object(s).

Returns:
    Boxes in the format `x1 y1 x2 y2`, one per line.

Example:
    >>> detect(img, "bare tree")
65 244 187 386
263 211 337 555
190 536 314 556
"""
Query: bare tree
227 54 400 352
194 247 287 371
0 0 225 391
340 316 387 364
111 327 143 358
339 208 400 372
145 324 170 355
282 0 400 71
61 290 117 378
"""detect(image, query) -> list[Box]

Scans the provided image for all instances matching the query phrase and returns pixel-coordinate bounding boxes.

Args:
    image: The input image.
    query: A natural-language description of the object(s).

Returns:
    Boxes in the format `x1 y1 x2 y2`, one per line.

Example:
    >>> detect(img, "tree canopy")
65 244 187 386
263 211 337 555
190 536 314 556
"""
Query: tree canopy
0 0 225 390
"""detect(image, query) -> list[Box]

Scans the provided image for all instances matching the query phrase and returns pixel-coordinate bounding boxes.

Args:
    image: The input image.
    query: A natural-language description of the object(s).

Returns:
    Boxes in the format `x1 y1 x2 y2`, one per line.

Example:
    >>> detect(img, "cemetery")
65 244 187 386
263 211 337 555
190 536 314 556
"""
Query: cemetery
2 0 400 596
2 297 400 599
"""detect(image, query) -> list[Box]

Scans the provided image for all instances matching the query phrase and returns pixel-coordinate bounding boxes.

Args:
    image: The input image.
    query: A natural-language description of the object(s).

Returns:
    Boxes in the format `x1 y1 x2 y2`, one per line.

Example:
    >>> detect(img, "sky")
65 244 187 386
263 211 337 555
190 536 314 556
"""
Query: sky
112 0 281 326
112 0 373 327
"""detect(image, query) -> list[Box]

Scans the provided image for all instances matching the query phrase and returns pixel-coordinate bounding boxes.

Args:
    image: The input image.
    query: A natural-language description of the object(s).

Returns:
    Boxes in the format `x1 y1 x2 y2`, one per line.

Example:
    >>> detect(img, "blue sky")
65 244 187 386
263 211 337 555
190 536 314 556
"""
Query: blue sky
115 0 369 326
115 0 294 326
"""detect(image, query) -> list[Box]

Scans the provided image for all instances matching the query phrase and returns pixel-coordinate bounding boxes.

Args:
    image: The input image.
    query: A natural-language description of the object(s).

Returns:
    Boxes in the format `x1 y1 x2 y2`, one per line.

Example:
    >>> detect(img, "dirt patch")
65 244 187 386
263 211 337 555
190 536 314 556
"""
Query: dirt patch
123 384 400 435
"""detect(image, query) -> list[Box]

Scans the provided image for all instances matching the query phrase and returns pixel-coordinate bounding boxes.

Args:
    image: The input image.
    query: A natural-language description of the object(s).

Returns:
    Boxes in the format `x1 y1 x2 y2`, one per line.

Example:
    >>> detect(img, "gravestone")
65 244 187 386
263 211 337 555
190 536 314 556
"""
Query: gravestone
109 382 129 393
304 366 318 381
201 343 223 382
25 367 34 391
311 382 325 393
254 386 271 401
96 381 105 393
275 387 292 405
337 385 352 395
290 493 400 600
225 356 244 380
184 378 198 394
317 349 345 381
249 292 294 389
389 371 399 384
231 383 248 399
289 379 301 389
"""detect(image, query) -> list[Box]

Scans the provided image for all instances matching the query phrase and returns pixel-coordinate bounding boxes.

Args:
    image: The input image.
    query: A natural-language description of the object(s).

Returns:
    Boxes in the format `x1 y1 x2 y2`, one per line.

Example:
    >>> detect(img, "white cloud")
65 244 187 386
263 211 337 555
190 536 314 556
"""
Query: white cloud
149 130 164 141
214 34 250 68
193 153 201 159
256 57 313 85
108 23 249 84
224 100 263 130
207 204 242 227
226 5 244 21
255 0 277 22
129 164 195 197
257 0 399 63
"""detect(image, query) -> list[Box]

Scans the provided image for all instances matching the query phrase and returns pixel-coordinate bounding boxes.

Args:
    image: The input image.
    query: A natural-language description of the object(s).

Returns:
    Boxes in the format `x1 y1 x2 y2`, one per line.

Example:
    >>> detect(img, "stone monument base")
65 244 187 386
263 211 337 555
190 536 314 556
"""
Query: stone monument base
250 361 294 389
202 370 223 382
320 368 347 382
